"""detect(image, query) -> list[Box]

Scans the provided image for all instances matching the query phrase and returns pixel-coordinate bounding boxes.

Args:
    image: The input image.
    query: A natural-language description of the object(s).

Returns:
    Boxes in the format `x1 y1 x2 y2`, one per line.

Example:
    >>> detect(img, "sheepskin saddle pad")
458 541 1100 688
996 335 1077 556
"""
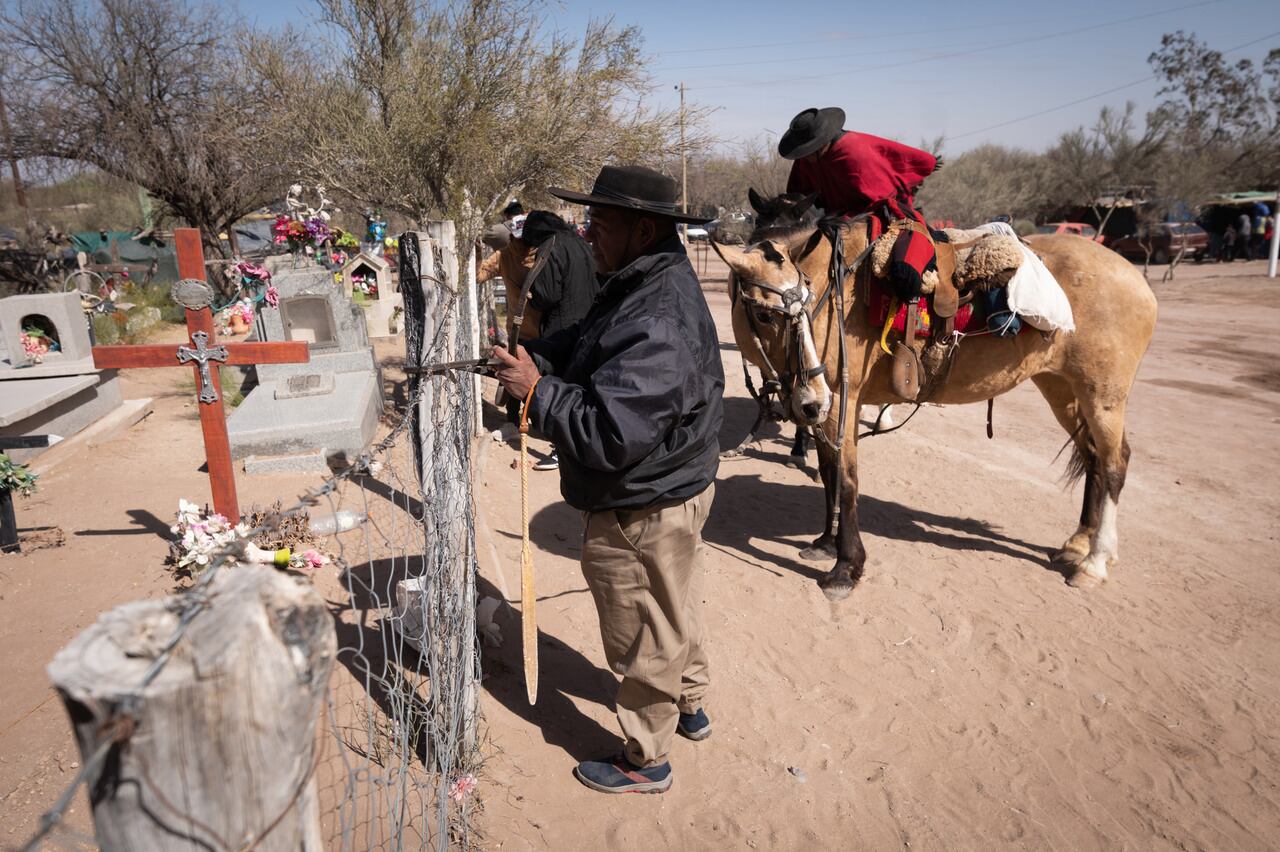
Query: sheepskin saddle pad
941 228 1025 290
869 222 1023 294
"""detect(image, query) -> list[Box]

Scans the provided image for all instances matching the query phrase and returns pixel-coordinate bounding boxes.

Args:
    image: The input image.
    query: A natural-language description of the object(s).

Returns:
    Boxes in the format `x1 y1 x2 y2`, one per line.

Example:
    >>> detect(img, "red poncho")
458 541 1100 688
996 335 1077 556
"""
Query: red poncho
786 131 938 217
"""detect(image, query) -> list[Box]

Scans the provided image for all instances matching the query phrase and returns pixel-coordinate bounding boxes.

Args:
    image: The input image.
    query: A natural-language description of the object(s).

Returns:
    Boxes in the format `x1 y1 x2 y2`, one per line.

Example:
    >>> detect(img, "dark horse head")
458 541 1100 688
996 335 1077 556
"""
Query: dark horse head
748 188 820 240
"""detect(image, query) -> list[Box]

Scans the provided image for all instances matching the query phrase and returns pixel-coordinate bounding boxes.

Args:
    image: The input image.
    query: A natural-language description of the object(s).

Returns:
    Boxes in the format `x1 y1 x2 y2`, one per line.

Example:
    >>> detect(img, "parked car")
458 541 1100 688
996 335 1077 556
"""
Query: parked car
1036 222 1104 242
1108 223 1209 263
706 213 753 245
683 225 709 241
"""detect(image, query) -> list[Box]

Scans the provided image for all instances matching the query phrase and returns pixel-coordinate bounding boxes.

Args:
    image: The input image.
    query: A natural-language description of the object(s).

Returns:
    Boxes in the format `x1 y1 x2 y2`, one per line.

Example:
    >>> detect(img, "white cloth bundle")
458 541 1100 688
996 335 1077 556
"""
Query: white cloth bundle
968 222 1075 333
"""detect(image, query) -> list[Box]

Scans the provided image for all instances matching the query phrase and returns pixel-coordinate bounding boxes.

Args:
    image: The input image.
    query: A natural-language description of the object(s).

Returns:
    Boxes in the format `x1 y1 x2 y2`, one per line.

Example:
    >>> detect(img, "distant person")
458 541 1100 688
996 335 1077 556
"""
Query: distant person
1252 210 1268 261
1223 225 1238 261
1236 211 1253 260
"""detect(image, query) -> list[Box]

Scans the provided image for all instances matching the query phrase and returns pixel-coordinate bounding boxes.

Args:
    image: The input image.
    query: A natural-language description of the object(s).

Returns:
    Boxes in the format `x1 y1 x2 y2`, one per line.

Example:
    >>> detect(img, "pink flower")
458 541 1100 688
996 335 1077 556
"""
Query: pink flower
448 774 477 802
265 284 279 307
302 549 326 570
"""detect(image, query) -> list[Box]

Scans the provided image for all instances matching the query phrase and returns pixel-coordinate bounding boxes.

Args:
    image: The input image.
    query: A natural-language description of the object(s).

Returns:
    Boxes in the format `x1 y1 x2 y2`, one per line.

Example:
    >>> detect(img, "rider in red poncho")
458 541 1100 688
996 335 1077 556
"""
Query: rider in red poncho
780 107 941 297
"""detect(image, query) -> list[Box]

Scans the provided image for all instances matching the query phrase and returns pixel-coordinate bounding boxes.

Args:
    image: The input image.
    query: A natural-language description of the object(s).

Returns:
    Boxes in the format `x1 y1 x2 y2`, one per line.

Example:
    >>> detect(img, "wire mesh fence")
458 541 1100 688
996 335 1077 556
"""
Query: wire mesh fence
21 226 483 851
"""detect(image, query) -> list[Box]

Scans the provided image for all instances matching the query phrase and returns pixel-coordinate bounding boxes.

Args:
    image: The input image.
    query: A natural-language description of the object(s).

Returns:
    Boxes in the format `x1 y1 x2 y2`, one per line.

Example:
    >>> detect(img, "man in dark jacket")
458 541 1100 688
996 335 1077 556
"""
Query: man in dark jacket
491 165 724 794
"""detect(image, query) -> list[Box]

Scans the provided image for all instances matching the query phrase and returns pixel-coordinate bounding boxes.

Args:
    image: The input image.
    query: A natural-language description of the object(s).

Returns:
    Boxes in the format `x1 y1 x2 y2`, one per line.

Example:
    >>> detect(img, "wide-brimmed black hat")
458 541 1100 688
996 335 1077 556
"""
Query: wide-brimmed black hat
548 165 711 224
778 107 846 160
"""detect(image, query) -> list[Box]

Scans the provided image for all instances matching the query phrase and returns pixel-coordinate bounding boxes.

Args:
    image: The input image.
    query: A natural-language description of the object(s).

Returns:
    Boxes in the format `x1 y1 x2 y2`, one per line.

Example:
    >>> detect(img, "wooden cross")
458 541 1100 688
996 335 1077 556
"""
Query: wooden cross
91 228 309 521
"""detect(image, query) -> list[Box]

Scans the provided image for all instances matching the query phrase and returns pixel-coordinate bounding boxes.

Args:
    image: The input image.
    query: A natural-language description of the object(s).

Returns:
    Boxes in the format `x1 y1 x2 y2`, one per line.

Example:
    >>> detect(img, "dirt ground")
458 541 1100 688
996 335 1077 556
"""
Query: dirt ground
2 253 1279 850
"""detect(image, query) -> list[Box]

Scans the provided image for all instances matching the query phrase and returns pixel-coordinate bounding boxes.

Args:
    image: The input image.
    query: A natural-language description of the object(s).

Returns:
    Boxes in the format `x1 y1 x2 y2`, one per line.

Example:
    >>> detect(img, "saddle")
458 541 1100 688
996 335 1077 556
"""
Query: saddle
868 222 1024 401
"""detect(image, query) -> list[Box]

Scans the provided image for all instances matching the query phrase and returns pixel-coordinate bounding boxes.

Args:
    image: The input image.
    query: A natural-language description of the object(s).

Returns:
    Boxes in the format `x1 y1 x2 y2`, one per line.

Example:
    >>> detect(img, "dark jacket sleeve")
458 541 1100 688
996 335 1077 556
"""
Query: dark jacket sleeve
786 160 809 195
523 324 579 376
528 317 694 472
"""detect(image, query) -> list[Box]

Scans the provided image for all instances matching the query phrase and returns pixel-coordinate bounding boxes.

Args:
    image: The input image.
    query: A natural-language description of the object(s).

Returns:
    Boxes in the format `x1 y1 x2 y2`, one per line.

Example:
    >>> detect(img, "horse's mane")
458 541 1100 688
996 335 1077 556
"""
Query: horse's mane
749 224 820 259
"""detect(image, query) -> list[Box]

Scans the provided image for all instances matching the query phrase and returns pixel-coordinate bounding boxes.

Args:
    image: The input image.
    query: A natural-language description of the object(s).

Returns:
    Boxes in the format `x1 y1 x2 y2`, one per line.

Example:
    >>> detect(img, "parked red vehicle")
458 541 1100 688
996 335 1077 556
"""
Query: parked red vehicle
1108 223 1209 264
1036 222 1104 241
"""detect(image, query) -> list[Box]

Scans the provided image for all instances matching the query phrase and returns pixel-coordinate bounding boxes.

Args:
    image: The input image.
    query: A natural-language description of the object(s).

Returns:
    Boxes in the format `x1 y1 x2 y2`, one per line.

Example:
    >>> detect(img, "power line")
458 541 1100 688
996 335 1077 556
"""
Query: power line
686 0 1223 92
658 38 1003 74
652 15 1066 60
944 29 1280 141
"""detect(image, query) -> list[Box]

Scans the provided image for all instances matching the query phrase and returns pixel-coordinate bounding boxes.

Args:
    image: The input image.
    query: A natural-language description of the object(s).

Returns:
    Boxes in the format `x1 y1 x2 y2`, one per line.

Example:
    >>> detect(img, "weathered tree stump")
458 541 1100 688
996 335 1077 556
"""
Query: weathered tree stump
47 565 335 851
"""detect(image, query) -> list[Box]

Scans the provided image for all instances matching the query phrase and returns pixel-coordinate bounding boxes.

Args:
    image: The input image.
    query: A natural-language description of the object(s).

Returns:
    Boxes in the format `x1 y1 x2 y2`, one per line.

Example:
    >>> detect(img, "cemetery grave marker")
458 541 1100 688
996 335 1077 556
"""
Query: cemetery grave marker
90 229 309 520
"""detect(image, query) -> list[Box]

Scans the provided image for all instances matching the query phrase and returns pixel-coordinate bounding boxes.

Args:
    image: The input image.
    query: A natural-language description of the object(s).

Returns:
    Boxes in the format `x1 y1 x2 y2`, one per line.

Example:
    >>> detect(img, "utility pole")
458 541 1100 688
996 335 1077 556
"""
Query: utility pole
678 82 687 216
1269 187 1279 279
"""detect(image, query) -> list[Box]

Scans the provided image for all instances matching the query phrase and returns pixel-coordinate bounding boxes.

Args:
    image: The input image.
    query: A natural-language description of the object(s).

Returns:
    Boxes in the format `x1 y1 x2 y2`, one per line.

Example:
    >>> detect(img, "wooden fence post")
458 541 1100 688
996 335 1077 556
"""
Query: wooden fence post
46 566 335 851
399 226 480 753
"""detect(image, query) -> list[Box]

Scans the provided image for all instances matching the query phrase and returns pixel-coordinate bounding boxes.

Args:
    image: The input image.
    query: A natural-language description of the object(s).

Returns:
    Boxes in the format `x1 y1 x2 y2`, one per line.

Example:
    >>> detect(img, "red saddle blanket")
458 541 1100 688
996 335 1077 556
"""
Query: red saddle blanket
868 279 980 337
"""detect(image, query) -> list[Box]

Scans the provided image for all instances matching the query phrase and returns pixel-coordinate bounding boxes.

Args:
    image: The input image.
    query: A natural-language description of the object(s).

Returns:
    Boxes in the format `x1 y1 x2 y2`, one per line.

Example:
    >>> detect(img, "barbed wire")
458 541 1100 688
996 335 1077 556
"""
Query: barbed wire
20 232 482 851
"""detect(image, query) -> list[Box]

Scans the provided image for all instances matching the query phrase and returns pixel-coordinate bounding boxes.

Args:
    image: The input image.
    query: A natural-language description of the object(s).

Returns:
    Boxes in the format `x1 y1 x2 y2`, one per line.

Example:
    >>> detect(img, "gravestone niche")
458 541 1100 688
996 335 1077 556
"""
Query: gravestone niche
341 251 401 337
226 260 383 472
281 295 337 348
0 293 123 462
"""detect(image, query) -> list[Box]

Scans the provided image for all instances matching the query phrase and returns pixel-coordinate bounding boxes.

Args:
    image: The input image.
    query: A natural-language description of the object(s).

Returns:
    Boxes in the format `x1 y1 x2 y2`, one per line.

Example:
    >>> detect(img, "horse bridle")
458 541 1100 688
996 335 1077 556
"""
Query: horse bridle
733 216 875 421
734 217 877 538
735 266 827 406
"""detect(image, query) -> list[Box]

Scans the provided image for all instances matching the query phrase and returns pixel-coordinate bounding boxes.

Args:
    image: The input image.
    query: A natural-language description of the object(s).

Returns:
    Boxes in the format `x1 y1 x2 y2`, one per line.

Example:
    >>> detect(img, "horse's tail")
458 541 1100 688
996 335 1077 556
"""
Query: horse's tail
1056 421 1093 487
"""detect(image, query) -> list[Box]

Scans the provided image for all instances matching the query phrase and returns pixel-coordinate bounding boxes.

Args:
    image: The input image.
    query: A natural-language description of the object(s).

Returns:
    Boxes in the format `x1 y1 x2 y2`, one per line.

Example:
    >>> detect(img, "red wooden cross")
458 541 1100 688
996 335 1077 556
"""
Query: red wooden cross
92 228 309 521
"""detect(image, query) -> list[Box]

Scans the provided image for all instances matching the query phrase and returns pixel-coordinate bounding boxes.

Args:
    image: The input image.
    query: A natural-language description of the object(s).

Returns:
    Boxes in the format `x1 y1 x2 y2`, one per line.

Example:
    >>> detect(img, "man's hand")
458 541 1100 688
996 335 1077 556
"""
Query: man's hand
491 344 541 401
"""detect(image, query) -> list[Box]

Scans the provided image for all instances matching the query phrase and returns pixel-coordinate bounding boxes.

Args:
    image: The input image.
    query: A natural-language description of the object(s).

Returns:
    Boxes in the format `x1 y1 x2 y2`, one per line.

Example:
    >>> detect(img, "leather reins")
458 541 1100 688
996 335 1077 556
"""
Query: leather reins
734 216 876 536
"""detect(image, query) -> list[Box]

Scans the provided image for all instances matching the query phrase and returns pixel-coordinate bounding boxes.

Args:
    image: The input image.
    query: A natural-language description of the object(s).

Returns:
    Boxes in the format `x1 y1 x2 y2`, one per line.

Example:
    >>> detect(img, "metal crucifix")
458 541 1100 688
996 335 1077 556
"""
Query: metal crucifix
177 330 229 404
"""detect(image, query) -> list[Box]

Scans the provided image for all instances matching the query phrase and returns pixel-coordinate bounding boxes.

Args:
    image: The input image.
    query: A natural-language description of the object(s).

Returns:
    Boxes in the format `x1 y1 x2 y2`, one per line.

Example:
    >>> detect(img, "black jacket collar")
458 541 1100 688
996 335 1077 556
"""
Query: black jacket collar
599 235 689 302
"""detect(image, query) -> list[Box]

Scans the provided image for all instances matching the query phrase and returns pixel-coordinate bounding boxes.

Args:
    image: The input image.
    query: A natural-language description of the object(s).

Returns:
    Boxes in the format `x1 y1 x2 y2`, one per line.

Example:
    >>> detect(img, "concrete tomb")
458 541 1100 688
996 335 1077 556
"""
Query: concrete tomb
0 293 123 462
226 259 383 472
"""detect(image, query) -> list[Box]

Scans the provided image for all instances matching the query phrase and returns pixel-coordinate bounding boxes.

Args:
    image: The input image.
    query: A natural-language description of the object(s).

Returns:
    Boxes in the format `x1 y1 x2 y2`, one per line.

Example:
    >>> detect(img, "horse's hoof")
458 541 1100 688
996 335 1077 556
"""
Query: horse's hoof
784 454 807 469
820 572 856 600
1051 546 1087 564
1067 567 1106 589
799 542 836 561
821 581 853 601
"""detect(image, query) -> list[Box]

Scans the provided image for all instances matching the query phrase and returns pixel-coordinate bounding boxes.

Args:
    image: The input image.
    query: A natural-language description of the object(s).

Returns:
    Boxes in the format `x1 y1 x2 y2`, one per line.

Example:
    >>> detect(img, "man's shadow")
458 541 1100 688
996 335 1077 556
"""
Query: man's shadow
330 556 619 764
474 575 620 761
75 508 172 538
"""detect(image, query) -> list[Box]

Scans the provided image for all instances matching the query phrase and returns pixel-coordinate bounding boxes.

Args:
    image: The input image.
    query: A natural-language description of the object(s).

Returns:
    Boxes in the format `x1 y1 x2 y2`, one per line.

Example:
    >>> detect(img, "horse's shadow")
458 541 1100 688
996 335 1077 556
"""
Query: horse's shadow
527 467 1054 585
714 471 1053 574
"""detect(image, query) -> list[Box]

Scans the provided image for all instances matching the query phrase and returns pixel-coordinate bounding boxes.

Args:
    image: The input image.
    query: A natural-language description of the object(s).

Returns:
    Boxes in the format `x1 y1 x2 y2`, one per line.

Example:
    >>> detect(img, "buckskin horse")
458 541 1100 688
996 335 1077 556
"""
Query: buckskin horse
725 190 895 465
713 209 1158 599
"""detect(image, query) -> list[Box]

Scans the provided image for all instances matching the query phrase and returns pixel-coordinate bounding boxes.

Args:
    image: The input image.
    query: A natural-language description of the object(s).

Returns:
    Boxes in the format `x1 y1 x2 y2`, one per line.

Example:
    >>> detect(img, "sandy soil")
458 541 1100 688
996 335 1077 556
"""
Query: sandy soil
2 254 1278 850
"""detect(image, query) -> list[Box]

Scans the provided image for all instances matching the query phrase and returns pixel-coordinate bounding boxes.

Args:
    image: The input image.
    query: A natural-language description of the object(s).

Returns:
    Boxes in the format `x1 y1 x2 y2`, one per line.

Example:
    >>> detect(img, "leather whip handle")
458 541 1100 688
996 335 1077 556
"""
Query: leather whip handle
519 376 541 704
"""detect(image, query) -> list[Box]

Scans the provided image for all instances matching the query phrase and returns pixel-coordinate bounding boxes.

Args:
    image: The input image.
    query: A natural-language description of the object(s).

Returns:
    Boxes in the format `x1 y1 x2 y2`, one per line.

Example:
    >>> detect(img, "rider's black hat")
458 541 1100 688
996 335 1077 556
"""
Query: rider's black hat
778 107 846 160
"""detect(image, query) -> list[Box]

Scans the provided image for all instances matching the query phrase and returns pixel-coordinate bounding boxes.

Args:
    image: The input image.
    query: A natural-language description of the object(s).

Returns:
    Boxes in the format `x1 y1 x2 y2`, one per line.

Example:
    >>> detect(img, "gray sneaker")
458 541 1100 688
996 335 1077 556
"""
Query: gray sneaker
533 451 559 471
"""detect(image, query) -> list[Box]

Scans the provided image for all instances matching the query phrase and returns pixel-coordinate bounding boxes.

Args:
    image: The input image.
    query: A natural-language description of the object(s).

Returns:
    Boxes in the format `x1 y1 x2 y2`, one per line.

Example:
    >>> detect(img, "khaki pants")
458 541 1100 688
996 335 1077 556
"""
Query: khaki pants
581 485 714 767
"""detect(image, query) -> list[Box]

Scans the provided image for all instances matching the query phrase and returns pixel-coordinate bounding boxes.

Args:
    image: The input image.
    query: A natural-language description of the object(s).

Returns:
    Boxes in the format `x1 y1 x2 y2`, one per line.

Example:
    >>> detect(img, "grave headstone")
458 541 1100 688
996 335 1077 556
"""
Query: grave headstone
226 257 384 472
341 251 401 337
0 292 123 462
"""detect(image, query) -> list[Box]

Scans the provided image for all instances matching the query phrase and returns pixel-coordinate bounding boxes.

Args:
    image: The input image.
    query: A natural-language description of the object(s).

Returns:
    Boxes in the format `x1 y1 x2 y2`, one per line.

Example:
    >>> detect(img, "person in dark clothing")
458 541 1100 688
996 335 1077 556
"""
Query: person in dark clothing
519 211 599 339
491 165 724 795
514 210 600 469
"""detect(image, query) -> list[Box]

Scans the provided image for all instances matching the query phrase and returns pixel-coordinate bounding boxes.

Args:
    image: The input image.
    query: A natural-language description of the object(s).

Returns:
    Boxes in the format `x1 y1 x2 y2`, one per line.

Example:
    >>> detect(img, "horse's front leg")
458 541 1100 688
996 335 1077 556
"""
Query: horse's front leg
799 443 837 561
785 426 810 468
819 437 867 601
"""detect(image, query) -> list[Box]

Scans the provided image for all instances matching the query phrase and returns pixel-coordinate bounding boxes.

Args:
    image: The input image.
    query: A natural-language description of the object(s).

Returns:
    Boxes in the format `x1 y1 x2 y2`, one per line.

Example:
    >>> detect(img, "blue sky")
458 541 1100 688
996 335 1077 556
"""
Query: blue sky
239 0 1279 154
